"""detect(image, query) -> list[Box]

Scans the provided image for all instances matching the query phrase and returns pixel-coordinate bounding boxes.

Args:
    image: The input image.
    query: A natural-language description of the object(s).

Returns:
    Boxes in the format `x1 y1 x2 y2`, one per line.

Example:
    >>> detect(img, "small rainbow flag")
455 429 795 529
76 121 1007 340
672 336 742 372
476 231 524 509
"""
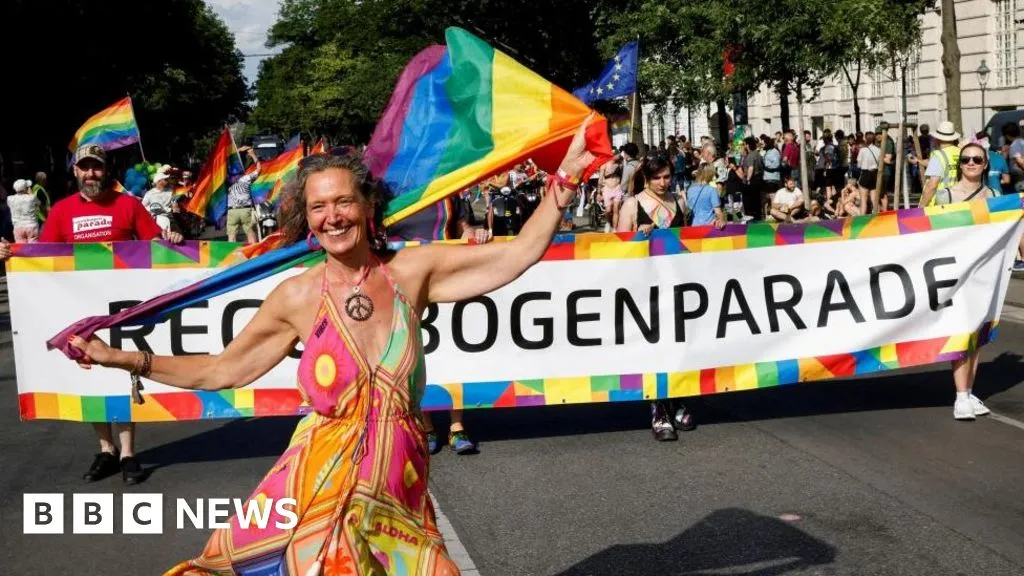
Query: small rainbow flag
186 128 243 224
365 27 612 226
68 97 141 153
250 145 305 206
112 180 128 194
310 138 327 155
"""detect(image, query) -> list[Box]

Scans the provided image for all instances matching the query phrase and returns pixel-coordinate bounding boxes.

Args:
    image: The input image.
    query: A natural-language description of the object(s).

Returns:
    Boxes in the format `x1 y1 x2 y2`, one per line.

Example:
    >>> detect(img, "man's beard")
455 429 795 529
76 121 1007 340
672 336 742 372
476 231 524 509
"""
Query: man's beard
79 178 103 199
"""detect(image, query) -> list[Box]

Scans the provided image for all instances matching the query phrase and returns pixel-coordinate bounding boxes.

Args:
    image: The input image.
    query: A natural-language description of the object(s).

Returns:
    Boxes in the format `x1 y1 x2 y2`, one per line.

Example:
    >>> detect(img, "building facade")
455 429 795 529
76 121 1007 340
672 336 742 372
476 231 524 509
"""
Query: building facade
639 0 1021 147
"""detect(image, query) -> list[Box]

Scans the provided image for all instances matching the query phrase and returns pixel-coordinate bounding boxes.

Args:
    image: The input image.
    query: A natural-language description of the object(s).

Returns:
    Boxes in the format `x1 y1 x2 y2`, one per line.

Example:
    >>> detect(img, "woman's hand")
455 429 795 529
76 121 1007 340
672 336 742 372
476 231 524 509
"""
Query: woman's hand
68 334 122 370
558 113 598 179
0 240 11 261
638 223 655 237
161 229 184 244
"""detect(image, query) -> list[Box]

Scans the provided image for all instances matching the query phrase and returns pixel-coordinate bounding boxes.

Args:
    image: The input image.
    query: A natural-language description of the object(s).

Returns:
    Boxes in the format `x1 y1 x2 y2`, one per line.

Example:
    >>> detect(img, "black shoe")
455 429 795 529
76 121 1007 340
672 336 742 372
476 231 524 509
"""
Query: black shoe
83 452 120 482
650 401 678 441
120 456 145 485
673 404 697 432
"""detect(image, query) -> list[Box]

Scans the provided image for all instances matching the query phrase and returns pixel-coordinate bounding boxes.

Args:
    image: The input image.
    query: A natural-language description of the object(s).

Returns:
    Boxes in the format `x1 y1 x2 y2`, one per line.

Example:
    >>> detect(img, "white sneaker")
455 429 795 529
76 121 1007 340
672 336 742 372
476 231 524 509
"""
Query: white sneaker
969 394 991 416
953 397 976 420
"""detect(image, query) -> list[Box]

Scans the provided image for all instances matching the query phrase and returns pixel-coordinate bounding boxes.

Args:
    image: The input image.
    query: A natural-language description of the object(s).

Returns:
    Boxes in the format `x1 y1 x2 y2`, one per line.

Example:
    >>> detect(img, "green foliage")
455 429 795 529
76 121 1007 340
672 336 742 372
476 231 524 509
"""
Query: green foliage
250 0 614 143
2 0 248 179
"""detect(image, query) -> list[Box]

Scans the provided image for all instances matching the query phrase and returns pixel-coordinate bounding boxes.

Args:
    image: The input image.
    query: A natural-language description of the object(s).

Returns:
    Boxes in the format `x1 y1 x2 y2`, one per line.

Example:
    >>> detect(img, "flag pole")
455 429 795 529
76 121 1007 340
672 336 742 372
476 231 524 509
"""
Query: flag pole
226 125 244 168
630 35 643 151
126 93 147 162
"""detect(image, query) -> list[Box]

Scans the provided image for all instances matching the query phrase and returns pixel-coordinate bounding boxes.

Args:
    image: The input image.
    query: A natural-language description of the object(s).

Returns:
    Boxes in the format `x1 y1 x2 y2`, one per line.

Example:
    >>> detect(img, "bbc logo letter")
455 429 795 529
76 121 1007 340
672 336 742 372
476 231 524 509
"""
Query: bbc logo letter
23 494 64 534
123 494 163 534
73 493 114 534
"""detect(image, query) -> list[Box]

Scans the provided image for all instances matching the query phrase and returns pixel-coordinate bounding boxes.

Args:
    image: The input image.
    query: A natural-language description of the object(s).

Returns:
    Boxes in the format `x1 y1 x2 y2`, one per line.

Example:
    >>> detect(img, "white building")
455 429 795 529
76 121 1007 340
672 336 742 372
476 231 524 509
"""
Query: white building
642 0 1021 145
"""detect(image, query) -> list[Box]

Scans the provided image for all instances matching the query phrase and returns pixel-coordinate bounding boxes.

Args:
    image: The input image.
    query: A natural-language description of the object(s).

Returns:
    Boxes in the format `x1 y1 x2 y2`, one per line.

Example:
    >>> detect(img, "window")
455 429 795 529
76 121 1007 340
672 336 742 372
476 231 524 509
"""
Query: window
907 50 920 95
840 75 853 101
994 0 1018 87
840 115 852 133
871 67 887 98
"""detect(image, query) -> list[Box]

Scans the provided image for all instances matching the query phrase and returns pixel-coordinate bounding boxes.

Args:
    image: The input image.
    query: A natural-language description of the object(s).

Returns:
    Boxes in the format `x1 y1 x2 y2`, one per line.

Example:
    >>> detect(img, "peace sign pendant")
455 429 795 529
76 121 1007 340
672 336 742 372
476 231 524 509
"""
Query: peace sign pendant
345 287 374 321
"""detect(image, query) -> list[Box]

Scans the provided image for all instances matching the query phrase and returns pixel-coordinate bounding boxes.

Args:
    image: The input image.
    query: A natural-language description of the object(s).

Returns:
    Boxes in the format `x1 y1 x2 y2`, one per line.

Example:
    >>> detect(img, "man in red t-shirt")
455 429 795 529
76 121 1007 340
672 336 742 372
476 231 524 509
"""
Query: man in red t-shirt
0 144 183 485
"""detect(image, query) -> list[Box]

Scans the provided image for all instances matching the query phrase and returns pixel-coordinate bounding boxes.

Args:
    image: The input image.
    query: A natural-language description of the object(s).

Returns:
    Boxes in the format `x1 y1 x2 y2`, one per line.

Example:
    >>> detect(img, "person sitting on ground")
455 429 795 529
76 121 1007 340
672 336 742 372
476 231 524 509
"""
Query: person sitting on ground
932 142 996 421
797 196 830 222
769 175 805 222
835 177 861 218
8 179 41 243
617 156 696 441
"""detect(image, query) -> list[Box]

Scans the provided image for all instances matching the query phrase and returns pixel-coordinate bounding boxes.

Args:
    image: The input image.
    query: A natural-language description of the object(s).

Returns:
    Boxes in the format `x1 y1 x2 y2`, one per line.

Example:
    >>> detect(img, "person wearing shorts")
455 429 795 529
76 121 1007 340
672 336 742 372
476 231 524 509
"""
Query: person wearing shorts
226 147 260 243
856 132 881 212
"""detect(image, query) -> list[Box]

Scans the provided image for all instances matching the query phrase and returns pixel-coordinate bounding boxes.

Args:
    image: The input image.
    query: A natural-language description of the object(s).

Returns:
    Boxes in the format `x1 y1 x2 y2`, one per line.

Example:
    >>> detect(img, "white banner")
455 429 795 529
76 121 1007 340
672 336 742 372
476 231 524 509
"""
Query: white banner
9 213 1023 421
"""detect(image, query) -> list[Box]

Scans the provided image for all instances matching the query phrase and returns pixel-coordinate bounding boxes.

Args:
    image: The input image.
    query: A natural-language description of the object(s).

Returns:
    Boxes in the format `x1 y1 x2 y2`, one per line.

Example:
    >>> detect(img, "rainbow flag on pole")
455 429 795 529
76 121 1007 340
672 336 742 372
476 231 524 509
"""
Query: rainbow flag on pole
68 97 141 153
365 27 612 226
250 145 305 206
186 128 243 224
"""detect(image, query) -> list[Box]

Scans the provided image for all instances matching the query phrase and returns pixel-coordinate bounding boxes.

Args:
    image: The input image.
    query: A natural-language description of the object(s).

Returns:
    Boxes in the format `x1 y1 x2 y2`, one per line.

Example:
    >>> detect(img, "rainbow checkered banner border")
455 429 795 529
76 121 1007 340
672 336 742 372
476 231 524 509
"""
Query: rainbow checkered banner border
8 195 1024 422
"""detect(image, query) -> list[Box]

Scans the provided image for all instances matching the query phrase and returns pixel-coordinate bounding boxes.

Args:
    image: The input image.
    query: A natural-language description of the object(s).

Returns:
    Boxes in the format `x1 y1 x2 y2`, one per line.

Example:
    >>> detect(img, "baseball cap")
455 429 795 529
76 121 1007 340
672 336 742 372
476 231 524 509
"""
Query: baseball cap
74 144 106 166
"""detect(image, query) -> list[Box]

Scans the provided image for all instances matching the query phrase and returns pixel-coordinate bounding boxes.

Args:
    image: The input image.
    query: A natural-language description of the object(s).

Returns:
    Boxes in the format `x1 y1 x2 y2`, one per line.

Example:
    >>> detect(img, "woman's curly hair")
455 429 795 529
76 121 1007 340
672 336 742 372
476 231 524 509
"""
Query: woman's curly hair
277 153 393 253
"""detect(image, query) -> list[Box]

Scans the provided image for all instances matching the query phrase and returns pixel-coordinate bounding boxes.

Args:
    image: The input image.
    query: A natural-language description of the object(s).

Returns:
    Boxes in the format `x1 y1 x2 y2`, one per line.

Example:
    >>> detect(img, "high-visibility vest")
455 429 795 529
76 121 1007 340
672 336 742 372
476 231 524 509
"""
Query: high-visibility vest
927 145 960 205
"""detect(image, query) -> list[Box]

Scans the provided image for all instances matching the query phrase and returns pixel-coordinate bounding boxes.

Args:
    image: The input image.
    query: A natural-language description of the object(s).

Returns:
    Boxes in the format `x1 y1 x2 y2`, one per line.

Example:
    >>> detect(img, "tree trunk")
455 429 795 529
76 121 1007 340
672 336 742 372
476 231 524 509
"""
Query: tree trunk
795 83 810 209
843 63 862 134
778 82 791 131
940 0 962 134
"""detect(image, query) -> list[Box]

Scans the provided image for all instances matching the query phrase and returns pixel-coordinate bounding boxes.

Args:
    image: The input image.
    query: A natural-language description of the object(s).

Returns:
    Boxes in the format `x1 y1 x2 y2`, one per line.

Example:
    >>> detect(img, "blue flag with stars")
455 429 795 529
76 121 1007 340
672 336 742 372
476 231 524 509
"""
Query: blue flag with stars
573 41 638 105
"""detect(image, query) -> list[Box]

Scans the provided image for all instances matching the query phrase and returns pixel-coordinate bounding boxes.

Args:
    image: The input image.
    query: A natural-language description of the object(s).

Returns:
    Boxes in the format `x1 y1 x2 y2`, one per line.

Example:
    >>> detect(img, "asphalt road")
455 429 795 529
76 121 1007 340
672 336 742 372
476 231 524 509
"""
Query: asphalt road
2 275 1024 575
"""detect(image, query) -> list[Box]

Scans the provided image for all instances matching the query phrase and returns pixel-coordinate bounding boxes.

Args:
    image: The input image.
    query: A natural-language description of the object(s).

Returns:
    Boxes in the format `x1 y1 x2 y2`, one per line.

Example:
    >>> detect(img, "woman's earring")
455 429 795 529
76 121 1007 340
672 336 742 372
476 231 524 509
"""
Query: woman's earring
306 231 319 250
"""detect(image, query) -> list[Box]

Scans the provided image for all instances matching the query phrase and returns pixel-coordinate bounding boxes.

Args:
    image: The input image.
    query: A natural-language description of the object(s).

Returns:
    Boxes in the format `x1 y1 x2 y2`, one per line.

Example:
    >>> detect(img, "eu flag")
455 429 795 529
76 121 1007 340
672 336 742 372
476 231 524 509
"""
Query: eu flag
573 41 638 105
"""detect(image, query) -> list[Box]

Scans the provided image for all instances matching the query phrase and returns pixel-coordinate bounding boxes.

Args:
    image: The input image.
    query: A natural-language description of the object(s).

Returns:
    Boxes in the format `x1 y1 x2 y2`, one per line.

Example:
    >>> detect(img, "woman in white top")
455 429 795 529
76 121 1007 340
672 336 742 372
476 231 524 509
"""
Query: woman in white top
7 179 40 243
934 142 996 421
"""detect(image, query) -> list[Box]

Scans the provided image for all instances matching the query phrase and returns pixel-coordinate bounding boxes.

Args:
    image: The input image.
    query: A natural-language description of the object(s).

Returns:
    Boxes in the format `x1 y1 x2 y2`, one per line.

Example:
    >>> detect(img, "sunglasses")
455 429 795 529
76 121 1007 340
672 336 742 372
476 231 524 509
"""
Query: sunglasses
959 155 986 166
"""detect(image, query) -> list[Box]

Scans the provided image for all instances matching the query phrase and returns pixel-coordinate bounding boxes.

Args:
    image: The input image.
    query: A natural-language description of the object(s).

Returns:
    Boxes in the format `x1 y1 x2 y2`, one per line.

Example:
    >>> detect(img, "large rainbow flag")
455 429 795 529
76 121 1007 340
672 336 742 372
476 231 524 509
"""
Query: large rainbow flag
68 97 141 153
186 128 244 224
250 145 305 206
366 27 612 226
46 29 611 357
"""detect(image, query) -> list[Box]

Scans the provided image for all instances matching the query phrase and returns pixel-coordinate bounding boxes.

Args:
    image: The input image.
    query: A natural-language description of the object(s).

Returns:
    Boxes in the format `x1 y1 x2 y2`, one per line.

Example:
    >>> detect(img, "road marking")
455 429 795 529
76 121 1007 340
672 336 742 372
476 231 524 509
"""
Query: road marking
430 490 480 575
989 411 1024 432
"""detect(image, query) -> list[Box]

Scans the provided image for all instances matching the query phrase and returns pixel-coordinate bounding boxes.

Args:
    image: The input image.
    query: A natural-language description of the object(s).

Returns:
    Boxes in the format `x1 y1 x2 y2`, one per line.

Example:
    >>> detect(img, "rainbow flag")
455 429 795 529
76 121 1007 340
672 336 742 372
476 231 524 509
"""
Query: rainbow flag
68 97 141 153
186 128 243 224
365 27 612 226
310 138 327 155
250 145 305 206
112 180 128 194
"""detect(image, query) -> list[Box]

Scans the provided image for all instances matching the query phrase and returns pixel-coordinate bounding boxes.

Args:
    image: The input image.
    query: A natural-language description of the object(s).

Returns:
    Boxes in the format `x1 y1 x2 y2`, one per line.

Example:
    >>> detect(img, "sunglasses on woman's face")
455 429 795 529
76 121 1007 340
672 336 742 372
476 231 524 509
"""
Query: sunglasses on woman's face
959 155 986 166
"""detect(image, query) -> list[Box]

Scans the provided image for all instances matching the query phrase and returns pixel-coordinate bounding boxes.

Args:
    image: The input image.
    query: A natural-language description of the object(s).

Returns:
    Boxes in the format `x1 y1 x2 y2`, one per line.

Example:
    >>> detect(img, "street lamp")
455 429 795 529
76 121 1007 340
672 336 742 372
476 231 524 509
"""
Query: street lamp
977 59 991 131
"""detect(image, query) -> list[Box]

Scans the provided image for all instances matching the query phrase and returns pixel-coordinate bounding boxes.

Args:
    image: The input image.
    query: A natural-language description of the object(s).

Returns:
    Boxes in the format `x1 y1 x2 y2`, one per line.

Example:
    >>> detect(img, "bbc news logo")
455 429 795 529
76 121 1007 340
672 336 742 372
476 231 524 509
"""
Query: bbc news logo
23 494 298 534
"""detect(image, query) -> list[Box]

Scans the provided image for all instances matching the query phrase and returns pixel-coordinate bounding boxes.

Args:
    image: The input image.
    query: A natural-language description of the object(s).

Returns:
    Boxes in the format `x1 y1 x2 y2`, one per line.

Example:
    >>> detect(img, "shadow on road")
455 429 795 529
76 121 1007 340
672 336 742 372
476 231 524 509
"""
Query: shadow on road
445 352 1024 444
555 508 836 576
136 416 301 470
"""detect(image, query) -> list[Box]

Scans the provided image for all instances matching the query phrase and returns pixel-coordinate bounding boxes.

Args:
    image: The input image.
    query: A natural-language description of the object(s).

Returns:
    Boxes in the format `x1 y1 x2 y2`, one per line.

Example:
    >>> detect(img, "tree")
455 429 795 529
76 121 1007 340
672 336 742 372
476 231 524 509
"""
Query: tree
939 0 962 133
1 0 248 186
828 0 929 134
250 0 616 144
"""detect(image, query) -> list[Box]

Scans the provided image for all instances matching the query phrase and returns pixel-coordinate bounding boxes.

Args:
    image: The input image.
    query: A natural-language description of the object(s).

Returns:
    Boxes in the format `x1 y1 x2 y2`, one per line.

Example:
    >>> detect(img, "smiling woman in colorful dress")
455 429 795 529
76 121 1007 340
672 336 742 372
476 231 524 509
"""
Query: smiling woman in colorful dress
64 118 599 575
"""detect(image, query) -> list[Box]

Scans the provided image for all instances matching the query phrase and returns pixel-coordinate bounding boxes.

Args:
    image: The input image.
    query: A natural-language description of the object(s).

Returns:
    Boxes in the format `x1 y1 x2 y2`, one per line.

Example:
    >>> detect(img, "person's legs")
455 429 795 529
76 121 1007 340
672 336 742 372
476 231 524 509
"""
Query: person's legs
242 210 257 244
226 209 239 242
952 349 988 420
83 423 121 482
448 409 476 454
650 400 677 441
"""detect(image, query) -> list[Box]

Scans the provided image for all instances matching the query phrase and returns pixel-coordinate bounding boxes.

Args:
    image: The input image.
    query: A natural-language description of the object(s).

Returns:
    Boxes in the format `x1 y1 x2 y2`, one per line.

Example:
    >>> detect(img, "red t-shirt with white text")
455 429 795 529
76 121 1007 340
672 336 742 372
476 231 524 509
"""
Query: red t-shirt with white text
39 191 163 243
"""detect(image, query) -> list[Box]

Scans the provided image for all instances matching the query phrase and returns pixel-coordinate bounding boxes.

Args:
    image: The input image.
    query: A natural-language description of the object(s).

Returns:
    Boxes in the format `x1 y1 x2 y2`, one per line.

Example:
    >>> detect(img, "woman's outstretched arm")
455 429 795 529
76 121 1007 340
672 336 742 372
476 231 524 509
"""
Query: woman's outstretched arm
68 274 305 391
403 116 599 305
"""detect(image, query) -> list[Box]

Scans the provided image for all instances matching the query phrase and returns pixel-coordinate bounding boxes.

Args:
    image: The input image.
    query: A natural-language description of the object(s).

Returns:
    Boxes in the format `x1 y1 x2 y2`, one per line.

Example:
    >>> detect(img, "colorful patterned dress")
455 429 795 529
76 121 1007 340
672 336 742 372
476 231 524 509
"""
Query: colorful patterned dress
167 264 459 575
